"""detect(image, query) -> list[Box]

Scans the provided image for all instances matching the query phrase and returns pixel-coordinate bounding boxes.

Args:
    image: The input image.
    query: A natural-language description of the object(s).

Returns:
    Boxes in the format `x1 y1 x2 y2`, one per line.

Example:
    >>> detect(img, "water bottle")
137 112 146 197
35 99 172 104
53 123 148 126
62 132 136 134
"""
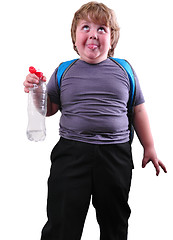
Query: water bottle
26 66 47 141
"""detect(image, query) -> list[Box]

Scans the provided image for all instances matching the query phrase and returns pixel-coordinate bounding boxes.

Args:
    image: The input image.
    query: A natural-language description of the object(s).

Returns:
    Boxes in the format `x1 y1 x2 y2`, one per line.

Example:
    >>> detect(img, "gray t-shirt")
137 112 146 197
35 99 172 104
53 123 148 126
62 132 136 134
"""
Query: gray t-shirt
47 58 145 144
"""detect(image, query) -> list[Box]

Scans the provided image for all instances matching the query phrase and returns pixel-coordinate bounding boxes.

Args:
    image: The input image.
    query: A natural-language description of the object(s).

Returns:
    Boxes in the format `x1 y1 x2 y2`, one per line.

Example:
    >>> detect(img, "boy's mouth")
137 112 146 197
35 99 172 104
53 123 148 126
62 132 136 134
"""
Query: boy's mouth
87 44 99 50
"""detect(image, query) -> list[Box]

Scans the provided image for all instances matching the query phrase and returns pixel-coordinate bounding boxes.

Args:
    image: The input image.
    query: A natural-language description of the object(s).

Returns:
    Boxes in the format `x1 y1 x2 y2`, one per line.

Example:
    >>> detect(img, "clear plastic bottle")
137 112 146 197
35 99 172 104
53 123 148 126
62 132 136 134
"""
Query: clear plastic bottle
26 67 47 141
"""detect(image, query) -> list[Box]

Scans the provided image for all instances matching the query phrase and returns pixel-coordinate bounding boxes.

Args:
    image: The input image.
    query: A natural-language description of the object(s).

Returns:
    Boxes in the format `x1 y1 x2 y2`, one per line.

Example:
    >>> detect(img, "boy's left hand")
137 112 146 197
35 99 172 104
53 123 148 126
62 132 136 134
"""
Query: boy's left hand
142 147 167 176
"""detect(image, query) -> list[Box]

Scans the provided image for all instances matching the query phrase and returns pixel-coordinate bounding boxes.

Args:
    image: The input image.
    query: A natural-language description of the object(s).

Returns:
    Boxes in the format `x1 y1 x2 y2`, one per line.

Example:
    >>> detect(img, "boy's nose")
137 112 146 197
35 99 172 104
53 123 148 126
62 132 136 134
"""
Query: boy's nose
90 35 97 39
89 30 98 39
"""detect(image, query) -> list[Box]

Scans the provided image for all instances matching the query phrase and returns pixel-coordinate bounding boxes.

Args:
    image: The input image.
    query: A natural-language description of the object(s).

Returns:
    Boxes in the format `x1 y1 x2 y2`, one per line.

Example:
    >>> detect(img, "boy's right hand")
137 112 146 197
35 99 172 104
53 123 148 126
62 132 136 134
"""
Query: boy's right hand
23 74 46 93
23 73 39 93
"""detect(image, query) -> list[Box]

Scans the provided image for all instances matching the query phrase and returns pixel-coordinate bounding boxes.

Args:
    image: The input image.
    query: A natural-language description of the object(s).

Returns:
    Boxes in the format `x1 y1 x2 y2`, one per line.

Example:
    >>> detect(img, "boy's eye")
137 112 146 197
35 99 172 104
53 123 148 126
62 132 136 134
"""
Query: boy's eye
83 25 90 31
98 27 106 32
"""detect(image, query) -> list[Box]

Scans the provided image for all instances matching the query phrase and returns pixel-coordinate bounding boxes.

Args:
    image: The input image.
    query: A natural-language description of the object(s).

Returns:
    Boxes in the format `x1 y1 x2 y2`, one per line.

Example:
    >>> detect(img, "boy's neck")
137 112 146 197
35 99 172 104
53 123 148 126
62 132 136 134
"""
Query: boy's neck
79 56 108 64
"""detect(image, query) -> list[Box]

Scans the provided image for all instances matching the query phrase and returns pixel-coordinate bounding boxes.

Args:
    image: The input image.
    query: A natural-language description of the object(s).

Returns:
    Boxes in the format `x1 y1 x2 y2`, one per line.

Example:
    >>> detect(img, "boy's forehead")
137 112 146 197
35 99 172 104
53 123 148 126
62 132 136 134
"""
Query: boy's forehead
78 16 108 27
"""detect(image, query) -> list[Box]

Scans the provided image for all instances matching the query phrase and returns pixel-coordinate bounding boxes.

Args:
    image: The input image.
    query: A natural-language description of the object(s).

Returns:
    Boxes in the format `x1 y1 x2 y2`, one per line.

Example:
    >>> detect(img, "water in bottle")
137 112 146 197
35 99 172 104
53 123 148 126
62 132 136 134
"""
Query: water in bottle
26 67 47 141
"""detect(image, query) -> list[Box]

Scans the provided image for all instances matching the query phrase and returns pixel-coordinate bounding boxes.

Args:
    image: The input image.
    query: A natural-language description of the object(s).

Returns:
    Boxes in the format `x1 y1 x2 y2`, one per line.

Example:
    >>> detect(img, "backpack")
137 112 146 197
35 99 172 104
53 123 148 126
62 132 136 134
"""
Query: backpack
56 57 136 142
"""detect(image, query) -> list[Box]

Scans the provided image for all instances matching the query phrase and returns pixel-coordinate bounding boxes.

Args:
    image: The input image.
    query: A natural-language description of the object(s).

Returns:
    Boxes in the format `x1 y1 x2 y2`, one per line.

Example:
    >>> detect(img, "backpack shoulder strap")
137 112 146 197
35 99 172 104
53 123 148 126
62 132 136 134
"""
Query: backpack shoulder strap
57 59 79 89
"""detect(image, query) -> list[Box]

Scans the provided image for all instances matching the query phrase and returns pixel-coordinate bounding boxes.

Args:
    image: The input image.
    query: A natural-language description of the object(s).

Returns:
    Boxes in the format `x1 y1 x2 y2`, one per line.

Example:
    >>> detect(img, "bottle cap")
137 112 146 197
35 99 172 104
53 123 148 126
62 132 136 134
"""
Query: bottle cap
29 66 43 80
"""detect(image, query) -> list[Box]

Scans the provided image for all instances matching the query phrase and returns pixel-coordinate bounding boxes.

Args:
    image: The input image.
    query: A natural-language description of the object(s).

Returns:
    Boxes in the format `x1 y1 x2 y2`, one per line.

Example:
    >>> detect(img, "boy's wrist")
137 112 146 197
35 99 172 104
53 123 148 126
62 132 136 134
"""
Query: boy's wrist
143 142 155 151
143 145 157 160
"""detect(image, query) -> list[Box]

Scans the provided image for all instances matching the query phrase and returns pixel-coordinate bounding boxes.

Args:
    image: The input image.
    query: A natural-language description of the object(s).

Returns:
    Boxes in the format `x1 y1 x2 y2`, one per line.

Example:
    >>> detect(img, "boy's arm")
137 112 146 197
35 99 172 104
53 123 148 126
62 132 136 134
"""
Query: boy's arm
133 103 167 175
24 73 59 117
46 95 59 116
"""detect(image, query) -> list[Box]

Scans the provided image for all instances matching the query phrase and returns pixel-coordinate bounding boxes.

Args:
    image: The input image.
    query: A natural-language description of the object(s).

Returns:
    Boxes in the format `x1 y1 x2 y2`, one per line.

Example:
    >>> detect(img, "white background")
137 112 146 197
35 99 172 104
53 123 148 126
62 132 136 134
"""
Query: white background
0 0 172 239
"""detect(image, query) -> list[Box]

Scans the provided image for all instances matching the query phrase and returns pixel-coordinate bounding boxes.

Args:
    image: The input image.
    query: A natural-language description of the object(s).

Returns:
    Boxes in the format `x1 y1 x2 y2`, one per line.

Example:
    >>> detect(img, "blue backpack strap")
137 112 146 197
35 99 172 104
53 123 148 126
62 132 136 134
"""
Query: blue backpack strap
57 59 79 89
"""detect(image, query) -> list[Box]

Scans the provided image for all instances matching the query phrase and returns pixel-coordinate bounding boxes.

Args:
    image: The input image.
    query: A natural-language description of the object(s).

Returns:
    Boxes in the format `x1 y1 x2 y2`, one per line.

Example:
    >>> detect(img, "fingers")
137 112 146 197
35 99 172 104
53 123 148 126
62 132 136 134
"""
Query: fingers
23 73 39 92
142 157 150 168
158 160 167 174
142 157 167 176
24 86 30 93
23 73 47 93
153 160 160 176
42 76 47 82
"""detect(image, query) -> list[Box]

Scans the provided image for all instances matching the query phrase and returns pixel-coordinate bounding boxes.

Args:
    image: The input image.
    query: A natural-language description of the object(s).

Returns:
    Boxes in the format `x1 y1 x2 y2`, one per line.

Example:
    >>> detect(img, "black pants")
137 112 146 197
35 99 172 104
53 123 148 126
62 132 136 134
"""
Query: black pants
41 137 133 240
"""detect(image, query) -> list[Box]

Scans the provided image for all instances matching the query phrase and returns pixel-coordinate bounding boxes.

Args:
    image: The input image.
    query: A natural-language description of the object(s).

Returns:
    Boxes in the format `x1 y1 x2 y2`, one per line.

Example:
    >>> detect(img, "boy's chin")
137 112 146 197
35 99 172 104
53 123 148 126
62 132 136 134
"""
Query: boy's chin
81 53 107 64
81 51 102 62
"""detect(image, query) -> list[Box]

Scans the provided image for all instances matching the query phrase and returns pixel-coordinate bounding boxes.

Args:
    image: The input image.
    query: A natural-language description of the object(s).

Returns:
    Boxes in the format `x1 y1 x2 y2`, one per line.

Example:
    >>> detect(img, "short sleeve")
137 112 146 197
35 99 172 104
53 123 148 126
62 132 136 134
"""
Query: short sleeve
132 69 145 106
46 67 60 105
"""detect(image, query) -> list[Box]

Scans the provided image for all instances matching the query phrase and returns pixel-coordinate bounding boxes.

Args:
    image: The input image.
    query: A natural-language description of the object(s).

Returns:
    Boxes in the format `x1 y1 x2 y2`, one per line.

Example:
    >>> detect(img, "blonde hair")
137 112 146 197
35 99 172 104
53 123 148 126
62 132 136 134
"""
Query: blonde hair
71 1 120 57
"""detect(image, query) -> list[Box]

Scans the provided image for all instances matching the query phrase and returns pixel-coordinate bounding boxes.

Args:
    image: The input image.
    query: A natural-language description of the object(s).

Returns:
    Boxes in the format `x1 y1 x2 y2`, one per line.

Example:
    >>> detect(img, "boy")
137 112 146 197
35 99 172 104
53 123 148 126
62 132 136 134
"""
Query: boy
24 2 167 240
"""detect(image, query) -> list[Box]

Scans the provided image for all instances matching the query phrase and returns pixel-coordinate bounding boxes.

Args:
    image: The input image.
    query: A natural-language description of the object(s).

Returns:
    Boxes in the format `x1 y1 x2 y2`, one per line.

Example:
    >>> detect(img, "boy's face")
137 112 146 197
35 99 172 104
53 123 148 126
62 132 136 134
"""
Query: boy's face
75 19 111 64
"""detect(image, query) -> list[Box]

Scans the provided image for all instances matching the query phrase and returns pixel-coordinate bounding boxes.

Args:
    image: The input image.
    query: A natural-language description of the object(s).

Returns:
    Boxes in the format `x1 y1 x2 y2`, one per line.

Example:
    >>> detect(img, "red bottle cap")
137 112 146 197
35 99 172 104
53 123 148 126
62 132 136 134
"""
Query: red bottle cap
29 66 43 80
